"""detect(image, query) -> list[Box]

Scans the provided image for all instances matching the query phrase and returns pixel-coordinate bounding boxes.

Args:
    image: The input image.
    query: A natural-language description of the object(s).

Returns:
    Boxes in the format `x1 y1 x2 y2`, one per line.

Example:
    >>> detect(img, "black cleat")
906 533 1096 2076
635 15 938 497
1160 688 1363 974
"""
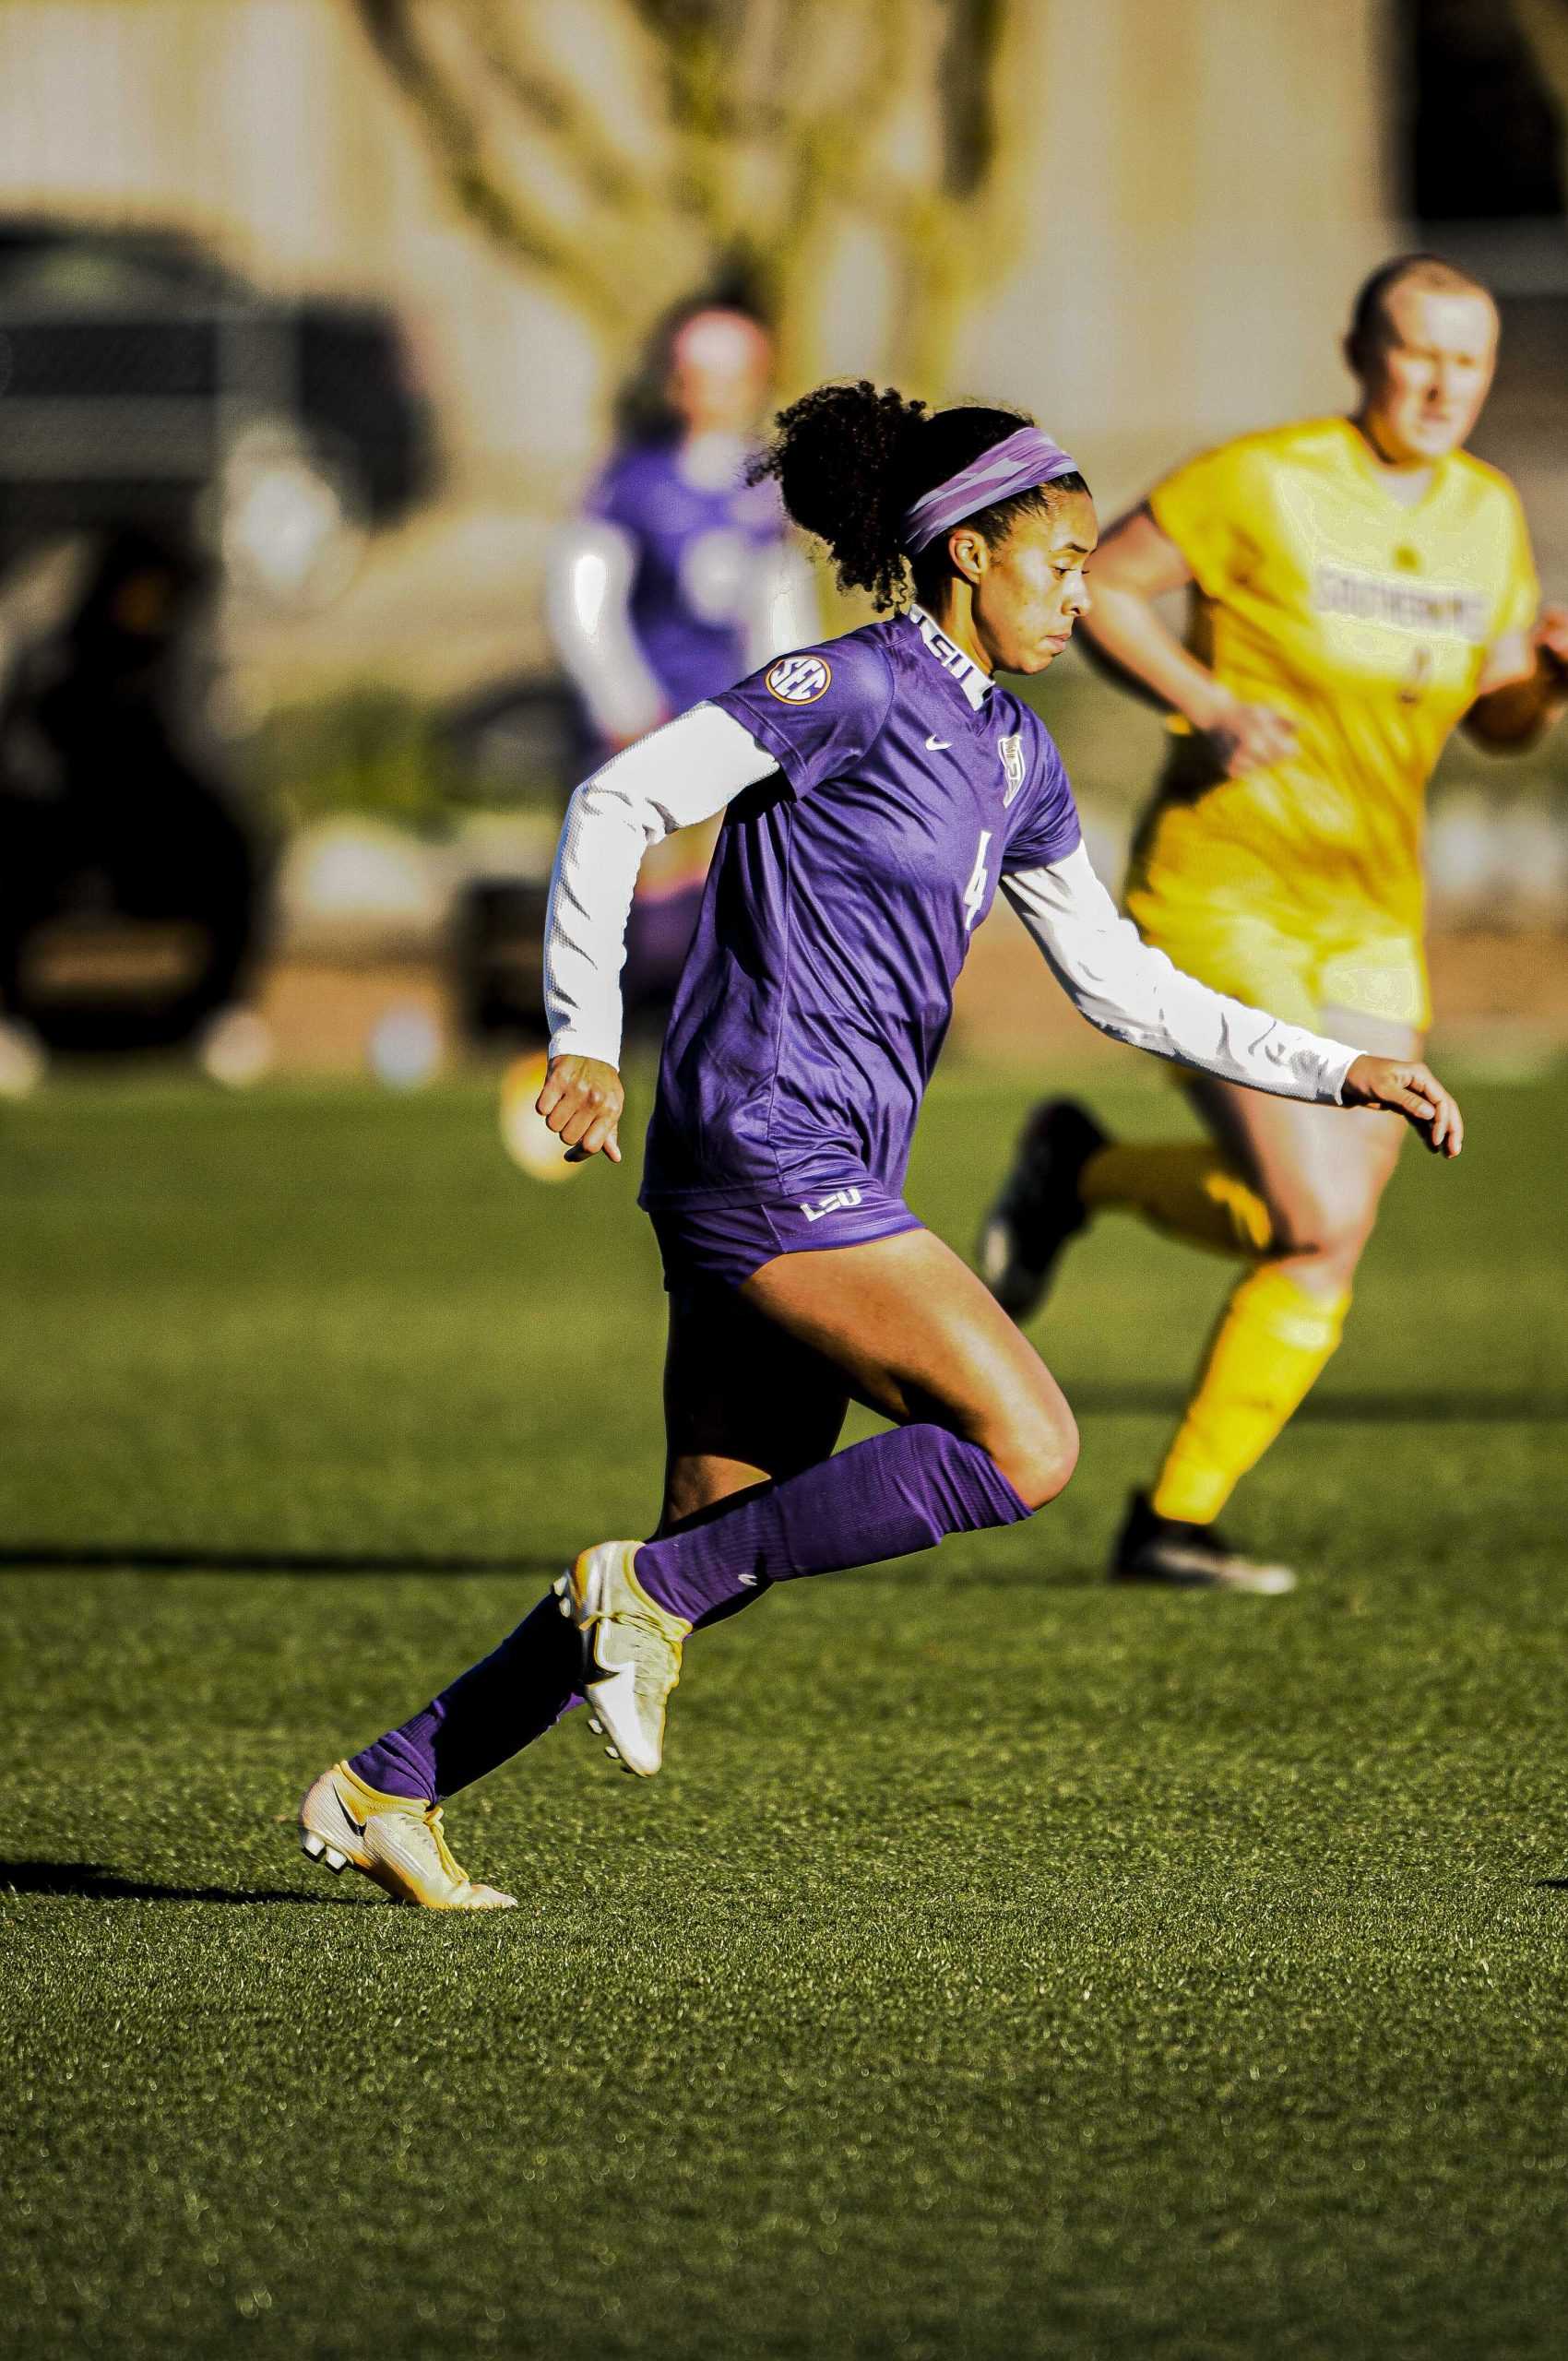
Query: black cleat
977 1098 1109 1320
1109 1490 1297 1596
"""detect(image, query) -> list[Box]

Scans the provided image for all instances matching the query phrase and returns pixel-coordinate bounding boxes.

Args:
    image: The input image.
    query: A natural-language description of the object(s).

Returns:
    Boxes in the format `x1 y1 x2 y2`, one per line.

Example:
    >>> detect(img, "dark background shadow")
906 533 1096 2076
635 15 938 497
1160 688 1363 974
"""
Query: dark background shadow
1 1857 337 1904
0 1547 563 1576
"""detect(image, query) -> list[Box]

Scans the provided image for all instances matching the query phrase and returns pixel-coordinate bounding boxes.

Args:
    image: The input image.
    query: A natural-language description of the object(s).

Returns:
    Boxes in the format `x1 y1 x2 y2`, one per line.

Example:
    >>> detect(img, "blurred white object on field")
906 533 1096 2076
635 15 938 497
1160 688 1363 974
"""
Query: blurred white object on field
369 1005 443 1089
279 821 452 952
197 1006 275 1088
0 1018 46 1098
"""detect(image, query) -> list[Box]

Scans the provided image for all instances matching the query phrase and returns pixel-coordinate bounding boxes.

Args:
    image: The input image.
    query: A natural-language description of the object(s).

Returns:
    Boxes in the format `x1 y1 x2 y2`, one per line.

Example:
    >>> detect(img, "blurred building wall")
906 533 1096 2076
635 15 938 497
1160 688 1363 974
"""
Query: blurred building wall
0 0 1395 518
969 0 1396 510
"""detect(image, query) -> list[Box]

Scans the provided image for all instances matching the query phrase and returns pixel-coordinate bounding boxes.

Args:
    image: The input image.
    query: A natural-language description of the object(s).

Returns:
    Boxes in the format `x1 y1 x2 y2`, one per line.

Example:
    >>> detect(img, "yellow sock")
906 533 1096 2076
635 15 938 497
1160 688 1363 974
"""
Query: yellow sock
1151 1265 1350 1525
1080 1142 1273 1259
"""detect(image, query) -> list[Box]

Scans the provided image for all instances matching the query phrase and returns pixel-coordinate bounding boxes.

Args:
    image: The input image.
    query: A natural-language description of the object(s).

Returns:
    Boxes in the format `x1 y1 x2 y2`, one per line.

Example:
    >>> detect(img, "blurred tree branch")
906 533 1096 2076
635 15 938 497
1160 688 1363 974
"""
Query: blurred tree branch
350 0 1032 395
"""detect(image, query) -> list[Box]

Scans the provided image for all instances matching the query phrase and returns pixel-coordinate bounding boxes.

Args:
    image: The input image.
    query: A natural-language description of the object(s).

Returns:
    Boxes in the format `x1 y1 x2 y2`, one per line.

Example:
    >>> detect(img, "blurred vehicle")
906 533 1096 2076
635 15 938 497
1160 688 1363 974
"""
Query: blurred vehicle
0 214 438 601
0 526 267 1057
441 674 577 1046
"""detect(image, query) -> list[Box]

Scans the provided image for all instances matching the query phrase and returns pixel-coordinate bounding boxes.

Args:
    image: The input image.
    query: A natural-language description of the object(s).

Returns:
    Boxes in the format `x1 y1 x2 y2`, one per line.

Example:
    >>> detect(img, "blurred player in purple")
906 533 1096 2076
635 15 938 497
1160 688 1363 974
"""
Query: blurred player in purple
545 296 816 1016
301 384 1465 1908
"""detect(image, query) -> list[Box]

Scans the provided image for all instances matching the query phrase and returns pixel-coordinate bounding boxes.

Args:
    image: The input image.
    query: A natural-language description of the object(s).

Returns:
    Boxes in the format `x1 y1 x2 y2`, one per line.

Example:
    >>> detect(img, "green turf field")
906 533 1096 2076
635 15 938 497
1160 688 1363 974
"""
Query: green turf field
3 1066 1566 2360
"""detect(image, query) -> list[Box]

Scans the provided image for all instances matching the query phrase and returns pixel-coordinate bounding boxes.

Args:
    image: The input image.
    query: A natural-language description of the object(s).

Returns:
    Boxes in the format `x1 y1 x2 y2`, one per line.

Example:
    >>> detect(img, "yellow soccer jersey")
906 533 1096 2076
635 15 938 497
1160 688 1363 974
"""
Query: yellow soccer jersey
1134 416 1538 938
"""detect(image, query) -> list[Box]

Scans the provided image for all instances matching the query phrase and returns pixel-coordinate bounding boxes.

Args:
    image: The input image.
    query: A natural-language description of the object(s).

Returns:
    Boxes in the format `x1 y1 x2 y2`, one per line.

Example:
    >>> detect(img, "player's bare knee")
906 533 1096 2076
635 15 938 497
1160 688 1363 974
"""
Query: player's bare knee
1266 1190 1373 1268
992 1398 1079 1511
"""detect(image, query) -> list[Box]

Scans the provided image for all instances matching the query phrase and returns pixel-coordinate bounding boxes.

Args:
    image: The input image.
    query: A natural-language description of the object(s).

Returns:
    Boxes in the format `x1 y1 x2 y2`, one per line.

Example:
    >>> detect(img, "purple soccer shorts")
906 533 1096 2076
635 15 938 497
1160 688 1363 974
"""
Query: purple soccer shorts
647 1170 923 1292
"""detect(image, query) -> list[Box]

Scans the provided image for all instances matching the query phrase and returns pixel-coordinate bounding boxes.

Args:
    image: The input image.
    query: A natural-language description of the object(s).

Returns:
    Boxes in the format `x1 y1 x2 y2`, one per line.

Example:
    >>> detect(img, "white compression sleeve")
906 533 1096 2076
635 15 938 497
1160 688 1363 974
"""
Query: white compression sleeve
1001 843 1359 1104
545 519 667 745
544 703 778 1067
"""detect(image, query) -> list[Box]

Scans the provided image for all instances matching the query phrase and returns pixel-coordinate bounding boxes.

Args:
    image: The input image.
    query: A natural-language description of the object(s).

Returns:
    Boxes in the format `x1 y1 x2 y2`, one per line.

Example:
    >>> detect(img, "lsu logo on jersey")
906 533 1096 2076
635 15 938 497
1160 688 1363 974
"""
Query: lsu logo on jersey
800 1186 863 1222
766 653 832 705
998 733 1026 806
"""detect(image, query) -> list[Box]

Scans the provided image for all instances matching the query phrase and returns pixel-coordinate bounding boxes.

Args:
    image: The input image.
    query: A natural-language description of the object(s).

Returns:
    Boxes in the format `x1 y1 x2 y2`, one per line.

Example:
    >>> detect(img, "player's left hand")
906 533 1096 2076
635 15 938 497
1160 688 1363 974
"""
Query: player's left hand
1535 605 1568 685
1342 1055 1463 1157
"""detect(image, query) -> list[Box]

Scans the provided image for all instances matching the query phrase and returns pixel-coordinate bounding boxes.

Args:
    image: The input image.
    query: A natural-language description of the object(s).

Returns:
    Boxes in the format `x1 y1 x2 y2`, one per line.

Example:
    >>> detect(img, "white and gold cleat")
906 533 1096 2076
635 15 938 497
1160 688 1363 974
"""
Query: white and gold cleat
297 1762 517 1910
555 1540 692 1778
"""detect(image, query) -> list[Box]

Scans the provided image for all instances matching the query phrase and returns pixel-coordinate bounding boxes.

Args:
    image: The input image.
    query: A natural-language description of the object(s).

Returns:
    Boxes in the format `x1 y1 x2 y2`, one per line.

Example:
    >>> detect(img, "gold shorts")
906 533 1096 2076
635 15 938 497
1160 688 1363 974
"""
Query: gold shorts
1125 873 1430 1035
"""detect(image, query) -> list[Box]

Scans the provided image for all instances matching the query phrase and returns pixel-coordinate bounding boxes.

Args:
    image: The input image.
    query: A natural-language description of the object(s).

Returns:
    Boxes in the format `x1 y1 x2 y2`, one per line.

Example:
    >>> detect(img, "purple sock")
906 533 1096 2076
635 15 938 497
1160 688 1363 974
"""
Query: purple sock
347 1430 1027 1803
350 1590 582 1804
349 1568 774 1803
634 1423 1032 1625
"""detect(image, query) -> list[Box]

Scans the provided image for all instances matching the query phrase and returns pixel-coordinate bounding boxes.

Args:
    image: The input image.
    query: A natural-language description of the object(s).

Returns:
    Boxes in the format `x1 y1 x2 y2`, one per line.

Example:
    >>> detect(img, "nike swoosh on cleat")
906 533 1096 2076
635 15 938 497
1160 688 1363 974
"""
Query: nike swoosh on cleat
925 734 952 751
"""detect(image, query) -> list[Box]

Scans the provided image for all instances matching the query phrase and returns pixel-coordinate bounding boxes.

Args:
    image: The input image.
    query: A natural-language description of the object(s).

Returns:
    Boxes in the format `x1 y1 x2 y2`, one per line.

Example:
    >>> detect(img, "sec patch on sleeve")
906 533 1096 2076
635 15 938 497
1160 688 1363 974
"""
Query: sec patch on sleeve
766 654 832 705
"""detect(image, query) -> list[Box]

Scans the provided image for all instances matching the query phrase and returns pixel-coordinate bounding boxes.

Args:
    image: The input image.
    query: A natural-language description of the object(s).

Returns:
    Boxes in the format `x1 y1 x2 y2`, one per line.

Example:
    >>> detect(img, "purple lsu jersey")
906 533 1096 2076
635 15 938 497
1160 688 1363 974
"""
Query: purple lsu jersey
585 440 787 717
641 611 1082 1212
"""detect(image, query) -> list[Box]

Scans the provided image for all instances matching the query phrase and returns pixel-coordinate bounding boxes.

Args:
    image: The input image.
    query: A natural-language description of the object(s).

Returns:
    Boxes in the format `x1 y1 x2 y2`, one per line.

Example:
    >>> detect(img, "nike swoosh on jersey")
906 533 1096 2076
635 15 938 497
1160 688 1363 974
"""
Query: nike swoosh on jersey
925 734 953 751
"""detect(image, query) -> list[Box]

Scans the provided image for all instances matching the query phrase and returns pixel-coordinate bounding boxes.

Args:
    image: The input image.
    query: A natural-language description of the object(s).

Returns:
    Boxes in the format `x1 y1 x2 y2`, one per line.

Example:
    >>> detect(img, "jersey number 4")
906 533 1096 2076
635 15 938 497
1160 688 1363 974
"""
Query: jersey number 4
963 829 994 932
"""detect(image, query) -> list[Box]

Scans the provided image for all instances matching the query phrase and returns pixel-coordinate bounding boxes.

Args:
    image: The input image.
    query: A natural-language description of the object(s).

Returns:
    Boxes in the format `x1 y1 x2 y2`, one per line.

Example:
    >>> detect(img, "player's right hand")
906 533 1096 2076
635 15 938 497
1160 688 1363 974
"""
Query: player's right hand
1342 1055 1463 1157
1194 689 1299 777
536 1054 624 1164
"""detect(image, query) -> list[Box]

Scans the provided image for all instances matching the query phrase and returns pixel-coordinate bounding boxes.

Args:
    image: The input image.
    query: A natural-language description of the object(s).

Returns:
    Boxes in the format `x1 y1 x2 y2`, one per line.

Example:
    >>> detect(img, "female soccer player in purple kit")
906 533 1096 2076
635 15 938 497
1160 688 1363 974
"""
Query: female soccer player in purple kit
300 384 1464 1909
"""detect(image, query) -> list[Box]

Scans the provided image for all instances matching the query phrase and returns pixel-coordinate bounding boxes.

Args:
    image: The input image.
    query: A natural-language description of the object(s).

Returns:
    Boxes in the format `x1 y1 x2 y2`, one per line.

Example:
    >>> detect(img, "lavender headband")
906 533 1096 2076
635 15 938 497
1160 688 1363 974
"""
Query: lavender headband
900 426 1080 556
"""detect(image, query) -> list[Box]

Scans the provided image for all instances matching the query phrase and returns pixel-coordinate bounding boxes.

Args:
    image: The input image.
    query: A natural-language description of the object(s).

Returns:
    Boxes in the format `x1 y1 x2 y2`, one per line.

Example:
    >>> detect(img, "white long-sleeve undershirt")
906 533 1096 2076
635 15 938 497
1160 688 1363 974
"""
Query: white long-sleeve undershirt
544 704 777 1063
1000 848 1355 1102
542 703 1359 1104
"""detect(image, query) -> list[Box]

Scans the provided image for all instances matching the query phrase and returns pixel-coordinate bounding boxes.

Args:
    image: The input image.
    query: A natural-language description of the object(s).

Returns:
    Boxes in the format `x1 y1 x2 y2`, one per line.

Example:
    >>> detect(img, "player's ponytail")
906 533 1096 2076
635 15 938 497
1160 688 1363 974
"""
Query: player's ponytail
751 383 1090 612
749 380 927 611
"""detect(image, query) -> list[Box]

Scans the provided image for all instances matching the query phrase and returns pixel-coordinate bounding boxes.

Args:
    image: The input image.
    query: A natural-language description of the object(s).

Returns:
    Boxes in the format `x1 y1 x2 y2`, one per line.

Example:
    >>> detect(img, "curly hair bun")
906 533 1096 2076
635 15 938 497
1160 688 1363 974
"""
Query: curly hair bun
750 383 1050 611
749 381 931 611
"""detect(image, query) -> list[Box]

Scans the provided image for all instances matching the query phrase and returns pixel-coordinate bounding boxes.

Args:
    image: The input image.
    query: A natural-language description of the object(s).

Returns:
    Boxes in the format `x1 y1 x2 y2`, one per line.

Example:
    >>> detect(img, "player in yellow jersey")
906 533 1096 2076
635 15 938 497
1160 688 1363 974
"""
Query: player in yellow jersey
980 254 1568 1592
